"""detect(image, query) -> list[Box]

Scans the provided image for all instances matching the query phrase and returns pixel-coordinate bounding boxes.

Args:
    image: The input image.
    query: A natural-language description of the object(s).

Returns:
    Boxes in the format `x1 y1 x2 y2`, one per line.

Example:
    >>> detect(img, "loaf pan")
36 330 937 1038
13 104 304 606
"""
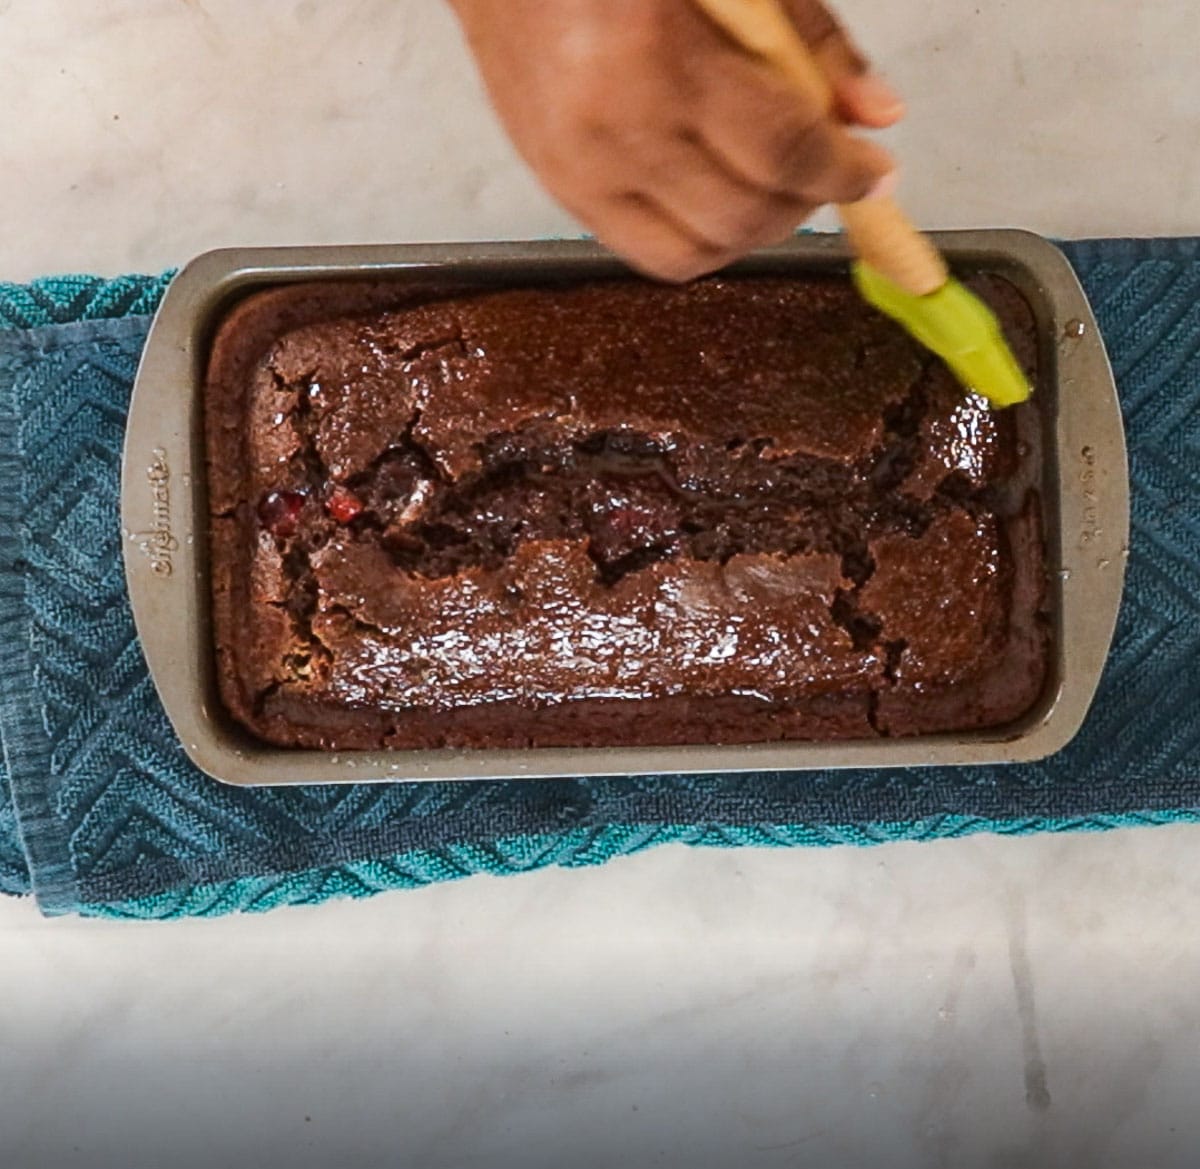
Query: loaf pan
121 232 1128 786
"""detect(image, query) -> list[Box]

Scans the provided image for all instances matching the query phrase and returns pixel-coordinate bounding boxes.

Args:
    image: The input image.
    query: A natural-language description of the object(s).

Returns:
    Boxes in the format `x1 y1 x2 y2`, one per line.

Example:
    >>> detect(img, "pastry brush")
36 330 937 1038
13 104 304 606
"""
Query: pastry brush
692 0 1031 408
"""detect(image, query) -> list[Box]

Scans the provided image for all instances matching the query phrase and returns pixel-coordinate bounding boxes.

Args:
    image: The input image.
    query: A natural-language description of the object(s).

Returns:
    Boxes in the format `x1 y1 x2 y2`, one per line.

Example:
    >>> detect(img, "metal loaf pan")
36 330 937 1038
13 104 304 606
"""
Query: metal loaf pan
121 232 1129 786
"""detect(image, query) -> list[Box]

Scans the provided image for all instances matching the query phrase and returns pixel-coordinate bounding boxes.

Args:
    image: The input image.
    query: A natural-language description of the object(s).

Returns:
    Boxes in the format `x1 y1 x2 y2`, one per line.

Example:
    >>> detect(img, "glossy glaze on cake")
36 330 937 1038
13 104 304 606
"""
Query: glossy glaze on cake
205 274 1048 750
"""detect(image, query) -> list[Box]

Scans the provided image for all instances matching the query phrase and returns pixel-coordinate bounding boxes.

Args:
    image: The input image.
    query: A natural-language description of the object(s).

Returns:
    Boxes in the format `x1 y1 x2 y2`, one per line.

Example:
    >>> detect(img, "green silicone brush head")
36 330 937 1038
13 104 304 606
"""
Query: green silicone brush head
852 261 1032 408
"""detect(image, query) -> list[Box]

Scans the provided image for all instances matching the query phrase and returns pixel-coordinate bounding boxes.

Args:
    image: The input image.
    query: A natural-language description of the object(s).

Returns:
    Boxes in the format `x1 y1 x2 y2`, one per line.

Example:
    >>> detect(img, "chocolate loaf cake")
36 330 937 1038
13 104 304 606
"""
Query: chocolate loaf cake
205 274 1047 750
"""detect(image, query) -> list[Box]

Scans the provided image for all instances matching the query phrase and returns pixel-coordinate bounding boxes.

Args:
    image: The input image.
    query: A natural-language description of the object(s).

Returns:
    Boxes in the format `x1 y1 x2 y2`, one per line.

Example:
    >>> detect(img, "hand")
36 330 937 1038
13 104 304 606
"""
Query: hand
449 0 903 281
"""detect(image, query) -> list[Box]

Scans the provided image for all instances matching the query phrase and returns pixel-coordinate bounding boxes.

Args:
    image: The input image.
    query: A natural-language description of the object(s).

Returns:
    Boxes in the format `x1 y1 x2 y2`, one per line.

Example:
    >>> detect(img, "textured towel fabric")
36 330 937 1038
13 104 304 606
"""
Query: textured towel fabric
0 239 1197 919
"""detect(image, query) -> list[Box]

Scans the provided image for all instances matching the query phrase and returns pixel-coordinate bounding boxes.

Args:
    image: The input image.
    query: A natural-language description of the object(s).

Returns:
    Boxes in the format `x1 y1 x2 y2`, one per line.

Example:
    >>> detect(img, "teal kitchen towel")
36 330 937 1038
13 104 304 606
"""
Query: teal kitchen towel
0 239 1197 918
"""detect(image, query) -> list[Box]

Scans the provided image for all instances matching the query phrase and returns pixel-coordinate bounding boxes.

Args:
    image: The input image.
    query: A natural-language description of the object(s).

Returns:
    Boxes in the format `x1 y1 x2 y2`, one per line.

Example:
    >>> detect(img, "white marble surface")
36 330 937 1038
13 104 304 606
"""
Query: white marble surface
1 0 1198 283
1 1 1198 1166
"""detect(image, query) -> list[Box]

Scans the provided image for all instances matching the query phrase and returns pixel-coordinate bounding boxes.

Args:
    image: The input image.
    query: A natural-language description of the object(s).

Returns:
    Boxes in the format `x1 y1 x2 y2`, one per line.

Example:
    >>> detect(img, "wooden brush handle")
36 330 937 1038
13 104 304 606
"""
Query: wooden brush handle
838 202 947 295
692 0 947 296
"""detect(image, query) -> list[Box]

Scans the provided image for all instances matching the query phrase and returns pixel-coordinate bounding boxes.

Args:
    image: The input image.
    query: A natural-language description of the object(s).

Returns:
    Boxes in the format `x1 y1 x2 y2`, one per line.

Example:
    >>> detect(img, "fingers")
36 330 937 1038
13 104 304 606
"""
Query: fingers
780 0 905 127
451 0 904 282
780 0 866 72
553 177 803 285
544 182 727 283
583 192 733 283
594 123 817 257
694 46 895 205
838 71 905 129
540 5 894 280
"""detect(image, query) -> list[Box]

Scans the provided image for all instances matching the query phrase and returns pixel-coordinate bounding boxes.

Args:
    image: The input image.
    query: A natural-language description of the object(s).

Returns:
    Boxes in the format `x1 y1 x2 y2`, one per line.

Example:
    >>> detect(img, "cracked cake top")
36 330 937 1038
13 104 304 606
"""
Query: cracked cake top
206 274 1047 751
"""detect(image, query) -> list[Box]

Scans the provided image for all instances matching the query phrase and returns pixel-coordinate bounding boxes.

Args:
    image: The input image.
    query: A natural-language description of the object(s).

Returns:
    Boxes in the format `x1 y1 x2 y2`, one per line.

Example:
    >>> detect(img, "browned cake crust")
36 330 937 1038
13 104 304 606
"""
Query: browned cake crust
205 274 1048 750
